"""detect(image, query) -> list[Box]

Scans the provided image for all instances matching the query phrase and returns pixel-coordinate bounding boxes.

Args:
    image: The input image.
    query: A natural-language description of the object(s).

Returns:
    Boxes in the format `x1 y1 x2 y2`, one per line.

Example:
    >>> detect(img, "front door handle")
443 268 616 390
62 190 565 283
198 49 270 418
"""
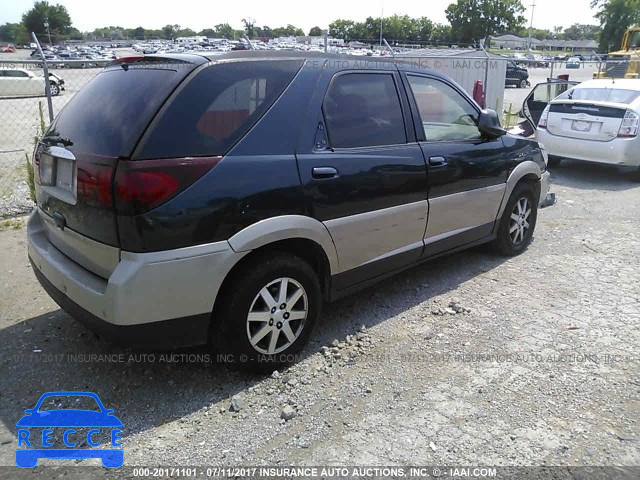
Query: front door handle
429 156 447 166
312 166 338 179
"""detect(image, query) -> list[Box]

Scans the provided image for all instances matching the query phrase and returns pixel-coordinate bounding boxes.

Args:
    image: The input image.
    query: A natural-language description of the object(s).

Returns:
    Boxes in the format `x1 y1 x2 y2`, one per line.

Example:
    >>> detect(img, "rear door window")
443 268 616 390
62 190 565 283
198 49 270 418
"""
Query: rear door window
136 60 303 159
322 73 407 148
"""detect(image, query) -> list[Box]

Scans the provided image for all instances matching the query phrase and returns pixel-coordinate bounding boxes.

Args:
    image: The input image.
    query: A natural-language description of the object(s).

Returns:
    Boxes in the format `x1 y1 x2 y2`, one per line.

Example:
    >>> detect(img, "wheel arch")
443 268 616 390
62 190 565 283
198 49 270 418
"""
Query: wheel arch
495 160 542 220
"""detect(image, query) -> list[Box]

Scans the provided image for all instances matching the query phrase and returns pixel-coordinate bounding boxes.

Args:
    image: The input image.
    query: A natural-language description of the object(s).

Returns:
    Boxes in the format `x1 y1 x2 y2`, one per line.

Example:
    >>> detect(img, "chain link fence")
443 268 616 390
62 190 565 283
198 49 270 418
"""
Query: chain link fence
0 59 105 217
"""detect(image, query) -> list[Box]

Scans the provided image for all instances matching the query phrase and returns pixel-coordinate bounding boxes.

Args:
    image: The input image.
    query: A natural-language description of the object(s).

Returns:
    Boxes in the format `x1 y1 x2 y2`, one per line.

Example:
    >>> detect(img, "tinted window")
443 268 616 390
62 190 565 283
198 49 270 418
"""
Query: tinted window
137 60 303 159
5 70 29 78
407 75 481 142
556 87 640 104
323 73 406 148
47 66 190 157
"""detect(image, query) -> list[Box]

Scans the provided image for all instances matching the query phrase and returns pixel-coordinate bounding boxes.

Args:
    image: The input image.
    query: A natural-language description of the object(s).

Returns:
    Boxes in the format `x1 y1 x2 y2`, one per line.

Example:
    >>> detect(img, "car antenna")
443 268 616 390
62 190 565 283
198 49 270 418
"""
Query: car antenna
382 38 395 58
243 35 256 50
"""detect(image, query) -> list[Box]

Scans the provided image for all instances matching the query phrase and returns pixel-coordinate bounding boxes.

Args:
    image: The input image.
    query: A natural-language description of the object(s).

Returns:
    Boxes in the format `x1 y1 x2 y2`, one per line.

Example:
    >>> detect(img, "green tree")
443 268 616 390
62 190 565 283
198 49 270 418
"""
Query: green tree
272 24 304 37
242 18 256 37
214 23 235 39
0 23 30 44
22 1 73 40
176 28 196 37
162 24 180 39
591 0 640 51
257 25 274 38
431 23 453 45
562 23 601 40
445 0 526 44
309 26 323 36
131 26 146 39
329 19 355 40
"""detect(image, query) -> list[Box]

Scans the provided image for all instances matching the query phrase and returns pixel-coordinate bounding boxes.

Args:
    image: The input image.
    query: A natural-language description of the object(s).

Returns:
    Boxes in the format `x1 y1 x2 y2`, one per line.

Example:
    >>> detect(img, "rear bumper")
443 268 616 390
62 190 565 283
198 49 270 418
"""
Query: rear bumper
536 129 640 167
27 210 247 346
31 261 209 348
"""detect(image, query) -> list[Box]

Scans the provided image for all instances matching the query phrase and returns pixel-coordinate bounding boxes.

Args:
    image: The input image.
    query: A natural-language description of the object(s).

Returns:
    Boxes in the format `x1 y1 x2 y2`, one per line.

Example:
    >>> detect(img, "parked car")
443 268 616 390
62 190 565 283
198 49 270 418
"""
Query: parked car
566 57 581 69
533 79 640 180
27 52 551 370
0 68 63 97
1 45 16 53
505 60 530 88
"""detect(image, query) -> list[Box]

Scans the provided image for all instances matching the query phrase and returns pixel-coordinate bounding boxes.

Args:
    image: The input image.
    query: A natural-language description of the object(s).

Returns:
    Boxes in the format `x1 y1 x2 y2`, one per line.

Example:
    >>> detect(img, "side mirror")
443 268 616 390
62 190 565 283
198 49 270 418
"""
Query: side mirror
478 109 507 138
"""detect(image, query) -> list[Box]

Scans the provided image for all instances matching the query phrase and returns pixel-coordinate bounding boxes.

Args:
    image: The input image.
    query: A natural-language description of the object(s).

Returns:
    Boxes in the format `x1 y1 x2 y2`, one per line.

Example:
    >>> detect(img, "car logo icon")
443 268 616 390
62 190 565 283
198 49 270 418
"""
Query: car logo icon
15 391 123 468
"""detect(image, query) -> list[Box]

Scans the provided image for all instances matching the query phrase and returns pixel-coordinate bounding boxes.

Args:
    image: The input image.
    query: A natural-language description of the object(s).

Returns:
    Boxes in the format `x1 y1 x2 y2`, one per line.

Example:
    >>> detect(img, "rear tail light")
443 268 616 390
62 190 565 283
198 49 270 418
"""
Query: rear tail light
77 163 114 207
538 105 551 129
33 143 43 185
618 110 639 138
113 157 221 215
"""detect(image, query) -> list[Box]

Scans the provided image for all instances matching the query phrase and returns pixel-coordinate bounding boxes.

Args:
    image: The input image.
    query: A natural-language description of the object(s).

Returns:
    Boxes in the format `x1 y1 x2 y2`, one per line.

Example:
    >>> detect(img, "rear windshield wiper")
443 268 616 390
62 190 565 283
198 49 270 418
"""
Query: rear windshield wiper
43 135 73 147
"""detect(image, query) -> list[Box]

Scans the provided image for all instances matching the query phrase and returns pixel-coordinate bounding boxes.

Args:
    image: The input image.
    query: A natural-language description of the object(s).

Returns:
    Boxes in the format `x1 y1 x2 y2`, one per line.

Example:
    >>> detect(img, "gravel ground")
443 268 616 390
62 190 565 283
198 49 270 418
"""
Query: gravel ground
0 161 639 476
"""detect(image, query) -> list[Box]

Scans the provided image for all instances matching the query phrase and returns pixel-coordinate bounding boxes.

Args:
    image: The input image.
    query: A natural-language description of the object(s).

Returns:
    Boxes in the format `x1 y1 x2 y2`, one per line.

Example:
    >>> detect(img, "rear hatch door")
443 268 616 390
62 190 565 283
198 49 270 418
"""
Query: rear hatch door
546 101 627 141
34 56 202 276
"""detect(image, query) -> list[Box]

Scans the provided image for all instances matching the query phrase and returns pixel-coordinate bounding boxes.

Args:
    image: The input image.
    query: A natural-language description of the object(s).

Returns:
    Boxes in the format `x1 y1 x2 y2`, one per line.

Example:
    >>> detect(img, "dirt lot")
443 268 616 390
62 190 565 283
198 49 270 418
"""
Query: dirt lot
0 161 639 474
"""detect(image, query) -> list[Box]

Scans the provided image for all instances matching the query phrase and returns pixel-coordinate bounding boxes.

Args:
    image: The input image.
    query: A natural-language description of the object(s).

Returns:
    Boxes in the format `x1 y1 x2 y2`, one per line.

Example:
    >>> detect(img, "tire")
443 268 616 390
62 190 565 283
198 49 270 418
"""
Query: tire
519 78 528 89
213 253 321 371
49 82 60 96
491 182 538 256
547 156 562 167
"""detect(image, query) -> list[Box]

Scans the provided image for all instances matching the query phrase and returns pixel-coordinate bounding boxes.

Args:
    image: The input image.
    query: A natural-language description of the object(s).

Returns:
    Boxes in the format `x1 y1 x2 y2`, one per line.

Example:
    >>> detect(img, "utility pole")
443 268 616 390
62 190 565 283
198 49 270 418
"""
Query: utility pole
44 17 52 46
379 2 384 47
527 1 536 51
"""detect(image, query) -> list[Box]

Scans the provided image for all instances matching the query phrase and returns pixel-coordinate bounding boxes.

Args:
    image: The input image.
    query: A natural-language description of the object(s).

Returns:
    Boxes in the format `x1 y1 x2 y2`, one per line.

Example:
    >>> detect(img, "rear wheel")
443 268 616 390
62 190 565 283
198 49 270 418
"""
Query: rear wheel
491 182 538 256
214 253 321 371
49 82 60 96
547 156 562 167
519 78 528 88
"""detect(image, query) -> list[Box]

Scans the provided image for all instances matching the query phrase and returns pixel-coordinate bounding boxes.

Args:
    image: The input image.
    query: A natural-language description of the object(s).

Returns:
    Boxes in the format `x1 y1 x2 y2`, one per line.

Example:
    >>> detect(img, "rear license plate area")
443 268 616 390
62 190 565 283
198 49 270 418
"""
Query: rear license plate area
571 120 592 132
39 151 77 205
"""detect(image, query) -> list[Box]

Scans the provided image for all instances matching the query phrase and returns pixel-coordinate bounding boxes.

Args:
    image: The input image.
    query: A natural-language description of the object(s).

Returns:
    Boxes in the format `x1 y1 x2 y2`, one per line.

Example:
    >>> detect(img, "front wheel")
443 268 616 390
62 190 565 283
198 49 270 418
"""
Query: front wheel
213 253 321 371
519 78 528 88
491 182 538 256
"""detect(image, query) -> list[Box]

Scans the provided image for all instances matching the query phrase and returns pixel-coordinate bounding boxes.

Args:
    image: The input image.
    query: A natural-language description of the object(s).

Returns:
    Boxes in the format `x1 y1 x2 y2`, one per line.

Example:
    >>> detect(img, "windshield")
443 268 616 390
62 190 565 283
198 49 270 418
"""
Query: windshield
629 31 640 49
37 395 101 412
556 87 640 104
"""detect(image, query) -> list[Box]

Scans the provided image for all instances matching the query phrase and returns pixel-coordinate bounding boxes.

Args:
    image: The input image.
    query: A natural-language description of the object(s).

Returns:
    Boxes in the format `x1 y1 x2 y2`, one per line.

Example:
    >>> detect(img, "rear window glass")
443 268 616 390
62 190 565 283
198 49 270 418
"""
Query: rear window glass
557 87 640 104
136 60 303 159
47 66 189 157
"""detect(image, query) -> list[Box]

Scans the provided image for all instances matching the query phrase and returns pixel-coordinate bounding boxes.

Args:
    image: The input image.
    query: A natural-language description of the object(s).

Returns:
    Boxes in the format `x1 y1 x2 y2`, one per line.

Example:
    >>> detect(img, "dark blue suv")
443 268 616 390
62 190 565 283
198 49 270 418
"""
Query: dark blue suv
27 52 551 369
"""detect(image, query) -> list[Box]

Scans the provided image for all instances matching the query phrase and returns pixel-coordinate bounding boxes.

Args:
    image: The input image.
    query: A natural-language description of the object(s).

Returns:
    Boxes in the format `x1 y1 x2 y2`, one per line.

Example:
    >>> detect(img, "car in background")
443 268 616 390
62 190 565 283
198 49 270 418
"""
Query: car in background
534 79 640 180
566 57 581 69
27 52 551 370
1 45 16 53
0 68 64 97
505 60 530 88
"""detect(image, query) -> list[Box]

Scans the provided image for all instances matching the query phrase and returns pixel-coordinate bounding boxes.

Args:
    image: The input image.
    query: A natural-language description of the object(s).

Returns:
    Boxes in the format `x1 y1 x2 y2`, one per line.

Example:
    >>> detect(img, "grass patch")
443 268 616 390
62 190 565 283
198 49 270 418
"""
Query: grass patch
0 217 26 231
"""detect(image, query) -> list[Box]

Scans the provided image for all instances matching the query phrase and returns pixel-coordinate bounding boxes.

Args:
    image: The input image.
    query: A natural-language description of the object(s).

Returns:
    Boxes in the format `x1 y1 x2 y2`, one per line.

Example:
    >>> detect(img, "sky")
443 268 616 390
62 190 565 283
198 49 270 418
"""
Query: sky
1 0 600 34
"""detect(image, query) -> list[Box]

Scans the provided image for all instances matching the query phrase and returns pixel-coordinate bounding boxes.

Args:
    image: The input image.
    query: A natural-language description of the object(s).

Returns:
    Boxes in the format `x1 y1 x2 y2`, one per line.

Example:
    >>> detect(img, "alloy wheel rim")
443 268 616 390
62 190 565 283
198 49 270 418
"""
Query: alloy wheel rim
509 197 531 245
246 277 308 355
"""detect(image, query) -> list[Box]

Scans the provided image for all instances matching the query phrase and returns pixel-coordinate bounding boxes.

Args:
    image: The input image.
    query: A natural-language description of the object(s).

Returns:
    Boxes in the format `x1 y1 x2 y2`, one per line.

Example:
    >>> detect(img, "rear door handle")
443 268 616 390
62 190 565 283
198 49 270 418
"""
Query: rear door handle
312 167 338 179
429 156 447 166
